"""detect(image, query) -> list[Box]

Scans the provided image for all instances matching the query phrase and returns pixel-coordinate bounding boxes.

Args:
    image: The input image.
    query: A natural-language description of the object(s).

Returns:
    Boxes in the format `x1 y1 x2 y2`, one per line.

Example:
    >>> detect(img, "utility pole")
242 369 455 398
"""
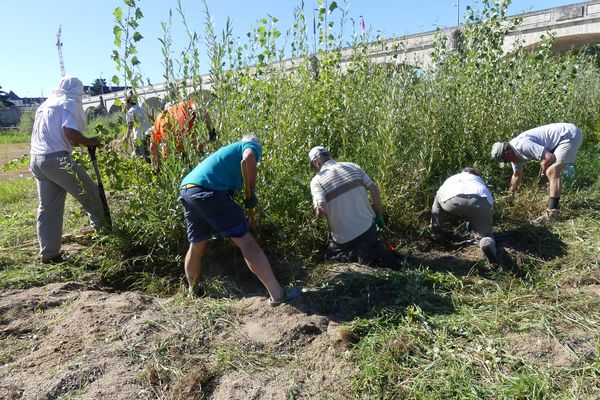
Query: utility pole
457 0 460 25
56 25 65 77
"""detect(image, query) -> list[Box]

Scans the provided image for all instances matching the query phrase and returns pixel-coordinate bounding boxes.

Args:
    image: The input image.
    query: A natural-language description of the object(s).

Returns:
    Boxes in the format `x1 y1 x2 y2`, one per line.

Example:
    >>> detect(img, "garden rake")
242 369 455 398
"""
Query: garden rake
88 146 112 229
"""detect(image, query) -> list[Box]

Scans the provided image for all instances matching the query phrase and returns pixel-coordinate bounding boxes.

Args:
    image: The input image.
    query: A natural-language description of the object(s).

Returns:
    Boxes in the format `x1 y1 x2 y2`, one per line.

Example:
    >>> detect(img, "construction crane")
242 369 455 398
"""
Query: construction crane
56 25 65 77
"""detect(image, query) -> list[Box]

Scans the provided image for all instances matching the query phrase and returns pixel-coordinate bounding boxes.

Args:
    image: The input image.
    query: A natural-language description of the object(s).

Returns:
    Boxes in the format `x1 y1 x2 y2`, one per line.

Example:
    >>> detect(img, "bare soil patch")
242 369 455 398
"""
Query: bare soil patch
504 329 595 368
0 142 29 182
0 226 594 398
0 278 357 399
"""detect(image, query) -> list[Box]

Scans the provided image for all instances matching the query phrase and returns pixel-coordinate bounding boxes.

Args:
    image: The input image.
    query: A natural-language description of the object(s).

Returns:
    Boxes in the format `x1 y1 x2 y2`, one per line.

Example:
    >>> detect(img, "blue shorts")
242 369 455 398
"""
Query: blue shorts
179 186 248 243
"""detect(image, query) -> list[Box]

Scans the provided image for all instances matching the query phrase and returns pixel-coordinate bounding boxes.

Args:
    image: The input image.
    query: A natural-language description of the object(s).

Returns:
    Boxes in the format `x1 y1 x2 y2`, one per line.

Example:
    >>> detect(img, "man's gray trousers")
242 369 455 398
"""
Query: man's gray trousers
30 151 106 261
431 194 495 253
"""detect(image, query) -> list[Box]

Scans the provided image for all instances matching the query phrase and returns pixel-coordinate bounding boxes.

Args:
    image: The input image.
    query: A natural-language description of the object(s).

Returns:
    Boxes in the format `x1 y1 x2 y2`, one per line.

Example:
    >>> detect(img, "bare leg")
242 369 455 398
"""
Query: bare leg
185 240 208 292
230 232 284 301
545 163 566 198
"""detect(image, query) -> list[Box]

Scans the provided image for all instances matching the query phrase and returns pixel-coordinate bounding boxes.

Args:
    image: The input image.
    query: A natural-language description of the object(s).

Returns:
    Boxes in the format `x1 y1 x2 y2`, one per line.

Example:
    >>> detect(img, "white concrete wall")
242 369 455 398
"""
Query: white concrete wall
83 1 600 112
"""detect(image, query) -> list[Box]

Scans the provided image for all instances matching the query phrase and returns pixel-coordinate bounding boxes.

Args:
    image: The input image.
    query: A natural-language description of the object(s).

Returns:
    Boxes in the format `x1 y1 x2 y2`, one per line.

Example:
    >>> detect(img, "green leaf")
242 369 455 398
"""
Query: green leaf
329 1 338 12
123 0 135 7
131 56 141 66
133 32 143 42
135 7 143 19
111 75 120 85
113 7 123 22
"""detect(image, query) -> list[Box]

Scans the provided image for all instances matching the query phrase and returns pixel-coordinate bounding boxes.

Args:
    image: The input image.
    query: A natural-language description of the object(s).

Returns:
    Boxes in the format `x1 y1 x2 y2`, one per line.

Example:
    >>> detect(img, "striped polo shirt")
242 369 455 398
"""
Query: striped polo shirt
310 160 375 244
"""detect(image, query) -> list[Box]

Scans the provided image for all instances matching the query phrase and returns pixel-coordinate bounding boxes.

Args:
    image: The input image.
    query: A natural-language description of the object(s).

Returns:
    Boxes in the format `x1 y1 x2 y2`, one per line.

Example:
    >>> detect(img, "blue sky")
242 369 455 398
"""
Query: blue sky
1 0 572 98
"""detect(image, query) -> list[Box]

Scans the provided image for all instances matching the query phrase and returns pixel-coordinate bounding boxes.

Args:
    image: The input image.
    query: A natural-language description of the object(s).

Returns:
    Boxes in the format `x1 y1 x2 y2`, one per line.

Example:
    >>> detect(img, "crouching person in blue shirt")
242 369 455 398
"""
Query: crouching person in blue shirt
179 134 300 306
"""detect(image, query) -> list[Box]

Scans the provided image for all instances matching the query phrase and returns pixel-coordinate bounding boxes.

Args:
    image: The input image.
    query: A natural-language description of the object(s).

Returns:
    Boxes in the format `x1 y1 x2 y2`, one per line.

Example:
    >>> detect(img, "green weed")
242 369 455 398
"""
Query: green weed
0 133 30 144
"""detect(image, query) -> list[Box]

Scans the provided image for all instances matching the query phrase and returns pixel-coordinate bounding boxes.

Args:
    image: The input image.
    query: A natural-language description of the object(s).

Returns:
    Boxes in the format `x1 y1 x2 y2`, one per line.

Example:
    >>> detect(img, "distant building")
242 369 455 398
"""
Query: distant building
0 91 45 127
2 91 45 107
83 85 130 96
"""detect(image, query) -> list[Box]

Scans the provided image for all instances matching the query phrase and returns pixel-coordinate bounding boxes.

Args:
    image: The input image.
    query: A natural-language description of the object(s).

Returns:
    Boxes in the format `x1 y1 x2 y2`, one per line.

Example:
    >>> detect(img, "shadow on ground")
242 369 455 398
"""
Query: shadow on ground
495 224 567 260
289 263 454 323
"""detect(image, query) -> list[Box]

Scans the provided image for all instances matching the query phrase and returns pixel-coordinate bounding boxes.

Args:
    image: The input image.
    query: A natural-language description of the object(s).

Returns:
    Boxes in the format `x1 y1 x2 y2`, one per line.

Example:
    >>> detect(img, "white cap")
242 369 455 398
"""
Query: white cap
308 146 329 163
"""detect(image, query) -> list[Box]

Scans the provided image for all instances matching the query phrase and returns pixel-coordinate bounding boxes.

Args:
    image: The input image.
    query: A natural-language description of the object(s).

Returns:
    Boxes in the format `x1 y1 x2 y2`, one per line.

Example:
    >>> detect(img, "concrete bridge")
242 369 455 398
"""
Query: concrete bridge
83 0 600 114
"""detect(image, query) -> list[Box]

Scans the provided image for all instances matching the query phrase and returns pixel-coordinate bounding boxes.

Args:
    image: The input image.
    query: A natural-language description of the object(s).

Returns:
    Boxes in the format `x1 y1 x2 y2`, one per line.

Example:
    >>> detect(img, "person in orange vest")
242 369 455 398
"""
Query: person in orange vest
149 100 217 167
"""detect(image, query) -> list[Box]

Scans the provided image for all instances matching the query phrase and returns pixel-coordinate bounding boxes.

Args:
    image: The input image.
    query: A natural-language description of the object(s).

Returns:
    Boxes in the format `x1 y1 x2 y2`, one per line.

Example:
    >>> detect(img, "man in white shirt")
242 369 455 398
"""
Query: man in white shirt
309 146 397 268
491 123 583 225
125 95 150 162
30 76 109 263
431 168 498 264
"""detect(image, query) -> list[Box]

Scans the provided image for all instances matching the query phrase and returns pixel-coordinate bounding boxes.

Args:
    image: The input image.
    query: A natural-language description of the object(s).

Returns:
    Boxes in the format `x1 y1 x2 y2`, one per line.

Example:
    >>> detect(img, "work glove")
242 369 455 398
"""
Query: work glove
374 215 385 234
244 193 258 209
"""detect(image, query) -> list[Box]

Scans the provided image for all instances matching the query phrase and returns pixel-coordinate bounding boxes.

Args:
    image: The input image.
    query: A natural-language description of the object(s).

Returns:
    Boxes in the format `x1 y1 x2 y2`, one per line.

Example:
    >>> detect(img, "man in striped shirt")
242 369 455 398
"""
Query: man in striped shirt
308 146 397 268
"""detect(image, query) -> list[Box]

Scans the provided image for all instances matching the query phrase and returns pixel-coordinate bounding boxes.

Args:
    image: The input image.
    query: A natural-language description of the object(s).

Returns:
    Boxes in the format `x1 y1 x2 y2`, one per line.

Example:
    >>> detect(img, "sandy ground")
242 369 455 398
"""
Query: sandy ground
0 280 357 400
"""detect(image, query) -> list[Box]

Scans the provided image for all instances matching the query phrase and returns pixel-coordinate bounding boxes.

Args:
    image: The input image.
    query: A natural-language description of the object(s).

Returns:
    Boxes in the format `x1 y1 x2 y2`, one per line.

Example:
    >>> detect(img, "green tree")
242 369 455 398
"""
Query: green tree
89 78 109 96
0 84 7 108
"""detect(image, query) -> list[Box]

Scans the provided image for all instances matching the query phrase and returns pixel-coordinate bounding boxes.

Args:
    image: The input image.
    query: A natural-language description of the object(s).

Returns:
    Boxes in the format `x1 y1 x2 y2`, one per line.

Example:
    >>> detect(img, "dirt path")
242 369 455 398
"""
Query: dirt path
0 281 355 399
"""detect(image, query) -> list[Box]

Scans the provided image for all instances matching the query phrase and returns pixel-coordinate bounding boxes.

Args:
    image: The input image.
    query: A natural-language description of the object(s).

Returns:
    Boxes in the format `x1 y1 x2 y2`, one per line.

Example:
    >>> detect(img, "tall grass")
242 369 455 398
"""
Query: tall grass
101 0 600 278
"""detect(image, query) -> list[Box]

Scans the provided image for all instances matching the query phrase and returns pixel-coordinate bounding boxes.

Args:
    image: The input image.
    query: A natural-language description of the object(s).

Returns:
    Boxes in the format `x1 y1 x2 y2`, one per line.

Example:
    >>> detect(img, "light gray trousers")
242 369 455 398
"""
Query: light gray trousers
30 151 106 261
431 194 495 251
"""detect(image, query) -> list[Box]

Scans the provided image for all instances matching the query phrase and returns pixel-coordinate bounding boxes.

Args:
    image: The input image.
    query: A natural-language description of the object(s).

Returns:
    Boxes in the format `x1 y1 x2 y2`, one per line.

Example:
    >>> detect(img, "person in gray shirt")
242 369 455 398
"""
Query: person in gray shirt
491 123 583 225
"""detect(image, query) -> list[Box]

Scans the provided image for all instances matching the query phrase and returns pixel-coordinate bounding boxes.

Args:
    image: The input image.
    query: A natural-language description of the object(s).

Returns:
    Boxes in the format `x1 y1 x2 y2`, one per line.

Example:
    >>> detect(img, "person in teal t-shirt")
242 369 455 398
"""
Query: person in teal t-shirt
178 134 300 306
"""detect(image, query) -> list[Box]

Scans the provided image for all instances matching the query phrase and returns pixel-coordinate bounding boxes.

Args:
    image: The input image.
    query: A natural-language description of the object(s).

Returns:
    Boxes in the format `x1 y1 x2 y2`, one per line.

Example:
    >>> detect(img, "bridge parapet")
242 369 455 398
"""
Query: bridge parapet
83 1 600 112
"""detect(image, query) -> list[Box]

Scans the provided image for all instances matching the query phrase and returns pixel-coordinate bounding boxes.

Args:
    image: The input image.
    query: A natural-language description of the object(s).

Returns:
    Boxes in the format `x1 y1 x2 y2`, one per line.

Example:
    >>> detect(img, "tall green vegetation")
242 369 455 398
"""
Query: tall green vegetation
103 0 600 279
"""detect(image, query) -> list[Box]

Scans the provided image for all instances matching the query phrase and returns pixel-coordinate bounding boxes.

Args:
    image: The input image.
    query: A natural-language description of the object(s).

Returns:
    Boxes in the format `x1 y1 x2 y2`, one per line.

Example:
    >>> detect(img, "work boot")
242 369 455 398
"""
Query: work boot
531 208 559 227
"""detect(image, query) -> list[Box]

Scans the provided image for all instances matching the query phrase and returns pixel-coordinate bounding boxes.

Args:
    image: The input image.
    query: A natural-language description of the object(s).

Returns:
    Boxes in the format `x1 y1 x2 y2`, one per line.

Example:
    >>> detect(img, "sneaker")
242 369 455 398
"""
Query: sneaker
531 208 559 227
481 246 498 265
268 287 302 307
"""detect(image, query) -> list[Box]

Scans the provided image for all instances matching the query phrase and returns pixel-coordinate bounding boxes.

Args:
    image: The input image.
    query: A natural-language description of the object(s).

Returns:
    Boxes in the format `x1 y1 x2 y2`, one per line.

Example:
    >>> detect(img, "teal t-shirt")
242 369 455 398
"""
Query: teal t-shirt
180 141 262 191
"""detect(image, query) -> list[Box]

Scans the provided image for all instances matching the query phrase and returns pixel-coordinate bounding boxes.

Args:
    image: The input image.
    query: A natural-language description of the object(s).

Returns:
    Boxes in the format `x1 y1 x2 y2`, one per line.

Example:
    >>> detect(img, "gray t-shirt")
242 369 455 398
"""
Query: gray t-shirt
510 123 577 172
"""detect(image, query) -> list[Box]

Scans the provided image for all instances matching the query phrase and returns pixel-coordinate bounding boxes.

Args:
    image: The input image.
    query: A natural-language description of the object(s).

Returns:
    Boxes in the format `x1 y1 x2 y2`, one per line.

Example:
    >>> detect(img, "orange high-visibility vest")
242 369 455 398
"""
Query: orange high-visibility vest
152 101 198 153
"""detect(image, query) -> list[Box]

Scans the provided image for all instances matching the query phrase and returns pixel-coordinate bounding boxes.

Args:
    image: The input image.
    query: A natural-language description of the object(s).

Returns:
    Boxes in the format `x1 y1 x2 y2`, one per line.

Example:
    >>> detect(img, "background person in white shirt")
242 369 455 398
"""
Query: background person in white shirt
309 146 397 268
491 123 583 225
30 76 109 263
125 95 151 162
431 168 498 264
